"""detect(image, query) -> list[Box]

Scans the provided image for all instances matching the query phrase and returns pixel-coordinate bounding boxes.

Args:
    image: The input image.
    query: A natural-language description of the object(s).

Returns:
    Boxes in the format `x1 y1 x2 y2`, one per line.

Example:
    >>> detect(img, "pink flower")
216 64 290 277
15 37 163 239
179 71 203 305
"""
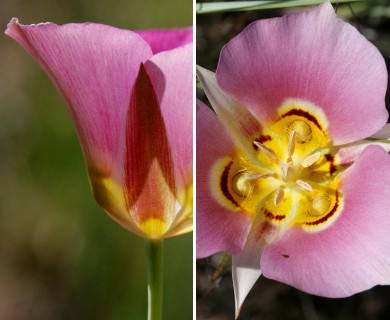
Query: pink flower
6 18 193 240
196 1 390 316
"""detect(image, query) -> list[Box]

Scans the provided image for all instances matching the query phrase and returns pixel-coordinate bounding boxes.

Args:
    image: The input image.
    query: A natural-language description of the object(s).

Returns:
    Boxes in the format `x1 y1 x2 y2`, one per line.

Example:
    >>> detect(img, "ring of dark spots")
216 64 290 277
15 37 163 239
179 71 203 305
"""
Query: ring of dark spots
324 153 337 175
264 209 286 221
220 161 241 208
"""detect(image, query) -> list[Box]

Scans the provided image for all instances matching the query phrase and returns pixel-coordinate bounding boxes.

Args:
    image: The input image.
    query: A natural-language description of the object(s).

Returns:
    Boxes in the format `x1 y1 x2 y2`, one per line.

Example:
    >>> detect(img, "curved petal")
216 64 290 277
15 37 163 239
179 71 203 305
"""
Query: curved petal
197 66 263 165
216 1 388 144
371 123 390 140
143 45 193 236
233 247 262 319
137 27 193 54
261 146 390 297
5 18 153 173
232 218 273 317
196 100 251 258
145 43 193 192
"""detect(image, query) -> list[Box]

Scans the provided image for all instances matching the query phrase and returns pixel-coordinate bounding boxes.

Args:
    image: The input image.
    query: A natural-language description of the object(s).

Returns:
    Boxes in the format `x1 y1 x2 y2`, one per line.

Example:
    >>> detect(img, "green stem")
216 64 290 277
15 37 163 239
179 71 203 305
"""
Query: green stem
145 240 164 320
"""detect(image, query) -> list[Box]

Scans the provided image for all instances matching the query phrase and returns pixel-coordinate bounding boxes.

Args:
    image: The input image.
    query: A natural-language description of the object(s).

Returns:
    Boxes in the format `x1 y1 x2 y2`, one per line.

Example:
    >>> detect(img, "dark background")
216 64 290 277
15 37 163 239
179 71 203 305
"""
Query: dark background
196 1 390 319
0 1 193 319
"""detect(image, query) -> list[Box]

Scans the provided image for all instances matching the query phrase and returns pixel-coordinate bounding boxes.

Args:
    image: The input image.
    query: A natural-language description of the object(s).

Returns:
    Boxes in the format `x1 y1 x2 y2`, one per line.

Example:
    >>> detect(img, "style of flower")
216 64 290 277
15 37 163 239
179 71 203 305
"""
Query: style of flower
196 1 390 316
6 19 193 240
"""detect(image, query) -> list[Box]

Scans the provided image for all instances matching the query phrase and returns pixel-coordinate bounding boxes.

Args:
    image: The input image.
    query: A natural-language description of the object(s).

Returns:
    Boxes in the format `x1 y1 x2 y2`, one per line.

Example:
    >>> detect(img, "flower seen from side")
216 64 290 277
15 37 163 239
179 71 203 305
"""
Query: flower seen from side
6 19 193 240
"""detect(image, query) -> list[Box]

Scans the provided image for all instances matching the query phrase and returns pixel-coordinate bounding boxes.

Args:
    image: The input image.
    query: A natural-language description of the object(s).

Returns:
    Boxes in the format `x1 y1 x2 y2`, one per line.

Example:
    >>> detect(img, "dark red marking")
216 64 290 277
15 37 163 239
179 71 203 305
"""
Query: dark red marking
220 161 240 208
124 64 175 217
281 109 322 130
305 192 339 226
253 135 271 150
264 209 285 221
324 153 337 175
282 254 289 258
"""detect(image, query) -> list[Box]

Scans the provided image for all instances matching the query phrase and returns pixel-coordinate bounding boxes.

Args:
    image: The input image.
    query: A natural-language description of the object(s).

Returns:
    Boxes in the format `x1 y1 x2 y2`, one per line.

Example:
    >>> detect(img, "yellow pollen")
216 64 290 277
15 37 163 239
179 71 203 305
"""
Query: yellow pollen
212 99 343 233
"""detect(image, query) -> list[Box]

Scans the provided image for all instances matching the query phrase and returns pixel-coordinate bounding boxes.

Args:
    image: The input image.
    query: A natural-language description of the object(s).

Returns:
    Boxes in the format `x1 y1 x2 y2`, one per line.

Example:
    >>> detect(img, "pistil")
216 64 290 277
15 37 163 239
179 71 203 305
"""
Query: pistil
251 129 322 202
287 130 296 161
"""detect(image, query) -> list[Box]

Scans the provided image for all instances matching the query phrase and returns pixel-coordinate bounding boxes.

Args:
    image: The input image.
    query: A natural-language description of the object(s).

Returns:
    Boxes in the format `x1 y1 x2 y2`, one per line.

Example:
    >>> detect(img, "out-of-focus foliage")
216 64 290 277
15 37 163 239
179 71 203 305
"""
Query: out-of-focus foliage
196 0 364 14
197 1 390 319
0 1 192 320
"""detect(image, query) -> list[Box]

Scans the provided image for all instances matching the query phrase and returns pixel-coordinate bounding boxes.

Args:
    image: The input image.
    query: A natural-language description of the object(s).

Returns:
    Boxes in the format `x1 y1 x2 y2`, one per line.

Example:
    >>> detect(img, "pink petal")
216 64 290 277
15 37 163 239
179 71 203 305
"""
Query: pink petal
261 145 390 297
144 43 193 192
216 2 388 144
196 100 251 258
5 18 152 173
137 27 192 54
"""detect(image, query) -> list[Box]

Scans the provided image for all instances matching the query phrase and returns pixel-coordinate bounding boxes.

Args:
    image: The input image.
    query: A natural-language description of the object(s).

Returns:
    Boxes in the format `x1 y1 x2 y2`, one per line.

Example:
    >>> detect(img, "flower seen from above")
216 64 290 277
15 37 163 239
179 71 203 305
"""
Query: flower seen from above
6 19 193 240
196 1 390 316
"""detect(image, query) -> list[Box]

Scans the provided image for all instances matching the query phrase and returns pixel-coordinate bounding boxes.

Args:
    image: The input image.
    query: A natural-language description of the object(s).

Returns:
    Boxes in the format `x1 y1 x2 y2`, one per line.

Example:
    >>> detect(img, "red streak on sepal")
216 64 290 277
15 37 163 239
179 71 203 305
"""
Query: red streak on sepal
124 63 176 221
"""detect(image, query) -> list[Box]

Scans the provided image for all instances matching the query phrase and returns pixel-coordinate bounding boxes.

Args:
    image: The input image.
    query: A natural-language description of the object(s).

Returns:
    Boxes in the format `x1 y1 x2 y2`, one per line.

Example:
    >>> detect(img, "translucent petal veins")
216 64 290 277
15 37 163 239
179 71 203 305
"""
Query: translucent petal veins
210 99 344 232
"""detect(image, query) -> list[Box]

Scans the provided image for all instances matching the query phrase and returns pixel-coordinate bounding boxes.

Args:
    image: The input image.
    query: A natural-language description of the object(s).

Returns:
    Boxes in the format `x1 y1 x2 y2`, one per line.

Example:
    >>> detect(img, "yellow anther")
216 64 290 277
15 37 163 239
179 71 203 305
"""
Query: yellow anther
301 151 321 168
296 179 313 191
287 130 296 159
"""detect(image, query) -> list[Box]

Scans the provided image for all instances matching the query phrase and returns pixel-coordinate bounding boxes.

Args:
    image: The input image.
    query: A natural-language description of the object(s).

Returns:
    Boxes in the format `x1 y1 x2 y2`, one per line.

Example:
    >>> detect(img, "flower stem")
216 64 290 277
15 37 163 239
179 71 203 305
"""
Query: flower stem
145 239 164 320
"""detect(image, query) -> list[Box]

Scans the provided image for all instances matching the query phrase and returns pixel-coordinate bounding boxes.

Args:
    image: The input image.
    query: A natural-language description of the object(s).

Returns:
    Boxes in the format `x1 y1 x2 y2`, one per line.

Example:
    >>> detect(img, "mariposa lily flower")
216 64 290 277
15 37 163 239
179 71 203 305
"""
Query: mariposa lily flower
196 1 390 317
6 18 193 240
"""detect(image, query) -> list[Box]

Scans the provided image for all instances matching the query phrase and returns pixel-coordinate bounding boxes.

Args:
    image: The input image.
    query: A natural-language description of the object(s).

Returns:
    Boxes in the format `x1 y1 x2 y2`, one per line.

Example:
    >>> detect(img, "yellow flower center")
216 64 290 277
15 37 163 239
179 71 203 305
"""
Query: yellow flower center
211 99 344 233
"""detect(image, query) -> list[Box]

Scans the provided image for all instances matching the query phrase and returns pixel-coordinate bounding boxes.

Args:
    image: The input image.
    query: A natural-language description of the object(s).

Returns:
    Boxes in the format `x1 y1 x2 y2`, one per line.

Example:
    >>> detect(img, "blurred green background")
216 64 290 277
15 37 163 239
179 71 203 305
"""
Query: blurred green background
0 1 193 320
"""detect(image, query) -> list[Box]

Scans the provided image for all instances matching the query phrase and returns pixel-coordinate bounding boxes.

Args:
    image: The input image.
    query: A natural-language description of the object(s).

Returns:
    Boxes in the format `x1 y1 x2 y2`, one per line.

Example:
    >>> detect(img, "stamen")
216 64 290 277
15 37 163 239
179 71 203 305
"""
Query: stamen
296 179 313 191
245 172 274 180
287 130 296 158
254 142 278 160
274 187 285 205
301 151 321 168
